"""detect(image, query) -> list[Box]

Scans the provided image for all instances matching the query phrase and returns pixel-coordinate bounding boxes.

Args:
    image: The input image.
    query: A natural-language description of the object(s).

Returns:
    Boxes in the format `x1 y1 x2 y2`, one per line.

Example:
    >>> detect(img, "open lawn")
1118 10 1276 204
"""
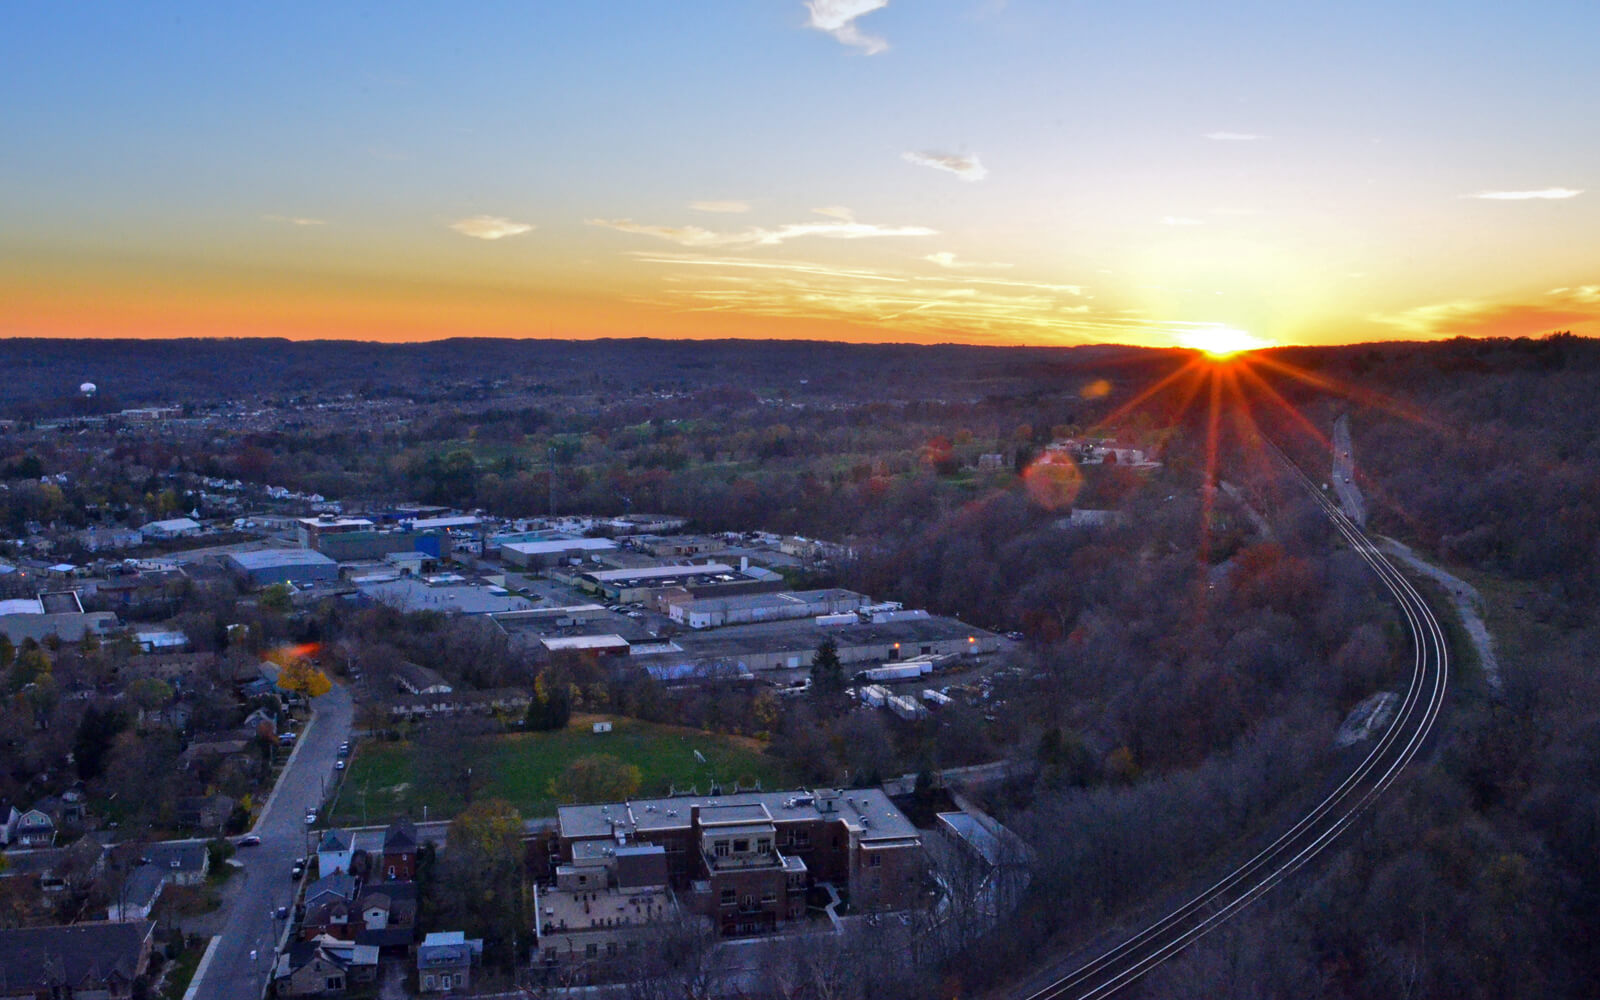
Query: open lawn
329 714 792 825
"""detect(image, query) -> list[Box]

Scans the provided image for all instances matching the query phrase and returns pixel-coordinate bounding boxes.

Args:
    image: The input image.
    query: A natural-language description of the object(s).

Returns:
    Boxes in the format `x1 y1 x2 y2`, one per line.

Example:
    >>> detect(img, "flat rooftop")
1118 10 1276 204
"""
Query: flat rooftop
585 563 735 584
356 577 533 615
542 634 630 651
227 549 339 570
559 787 919 843
502 538 617 556
535 883 674 938
675 589 866 614
648 615 995 662
697 803 772 826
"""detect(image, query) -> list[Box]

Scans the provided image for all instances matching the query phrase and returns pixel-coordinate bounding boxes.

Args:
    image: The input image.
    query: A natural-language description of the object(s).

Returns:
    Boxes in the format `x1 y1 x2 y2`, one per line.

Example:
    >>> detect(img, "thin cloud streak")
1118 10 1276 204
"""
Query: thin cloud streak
626 252 1111 346
588 208 934 249
924 252 1012 270
449 215 535 239
805 0 890 54
1466 187 1583 200
262 214 326 226
902 150 988 181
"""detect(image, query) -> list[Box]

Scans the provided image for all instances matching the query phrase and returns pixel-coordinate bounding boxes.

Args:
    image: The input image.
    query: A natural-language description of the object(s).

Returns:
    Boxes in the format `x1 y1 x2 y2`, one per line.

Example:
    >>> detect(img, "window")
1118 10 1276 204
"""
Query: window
761 891 777 904
733 839 749 853
870 854 882 867
327 977 344 991
425 975 436 989
714 840 730 857
577 874 588 885
607 941 619 956
544 947 557 961
795 830 810 847
757 839 771 853
743 894 755 909
586 943 599 958
721 888 736 907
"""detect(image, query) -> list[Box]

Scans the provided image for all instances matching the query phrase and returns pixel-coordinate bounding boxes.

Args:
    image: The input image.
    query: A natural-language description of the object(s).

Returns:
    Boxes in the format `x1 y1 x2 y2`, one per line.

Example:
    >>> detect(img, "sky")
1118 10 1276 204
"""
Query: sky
3 1 1598 350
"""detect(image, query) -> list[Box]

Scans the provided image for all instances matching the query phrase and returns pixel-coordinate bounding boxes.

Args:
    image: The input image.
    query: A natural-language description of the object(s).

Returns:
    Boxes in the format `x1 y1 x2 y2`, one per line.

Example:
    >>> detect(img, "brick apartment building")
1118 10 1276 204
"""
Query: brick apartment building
552 788 923 939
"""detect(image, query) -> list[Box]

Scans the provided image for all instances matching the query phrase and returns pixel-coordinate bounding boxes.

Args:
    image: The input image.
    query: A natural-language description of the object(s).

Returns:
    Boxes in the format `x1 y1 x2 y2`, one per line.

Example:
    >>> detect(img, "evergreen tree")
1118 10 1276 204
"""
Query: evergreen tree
809 638 847 713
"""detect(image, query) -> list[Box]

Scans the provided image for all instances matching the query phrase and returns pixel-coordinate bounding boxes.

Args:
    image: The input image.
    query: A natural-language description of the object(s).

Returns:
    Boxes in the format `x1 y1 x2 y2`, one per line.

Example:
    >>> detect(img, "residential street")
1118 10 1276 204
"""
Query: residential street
1331 413 1367 527
188 684 353 1000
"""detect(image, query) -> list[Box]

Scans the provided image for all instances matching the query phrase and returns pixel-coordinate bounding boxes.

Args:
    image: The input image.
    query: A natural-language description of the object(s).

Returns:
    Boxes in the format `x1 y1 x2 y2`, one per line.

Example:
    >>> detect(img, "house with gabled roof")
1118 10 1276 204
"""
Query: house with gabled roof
0 920 155 999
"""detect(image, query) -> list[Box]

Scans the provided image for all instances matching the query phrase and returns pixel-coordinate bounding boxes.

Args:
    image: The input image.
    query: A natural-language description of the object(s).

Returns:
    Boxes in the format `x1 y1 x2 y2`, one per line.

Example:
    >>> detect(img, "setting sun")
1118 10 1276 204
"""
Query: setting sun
1177 326 1273 359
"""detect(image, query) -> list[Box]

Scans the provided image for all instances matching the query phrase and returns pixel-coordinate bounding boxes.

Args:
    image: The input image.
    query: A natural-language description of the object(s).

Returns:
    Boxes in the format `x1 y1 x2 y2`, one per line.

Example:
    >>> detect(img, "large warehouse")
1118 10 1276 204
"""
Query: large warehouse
630 615 1001 674
227 549 340 588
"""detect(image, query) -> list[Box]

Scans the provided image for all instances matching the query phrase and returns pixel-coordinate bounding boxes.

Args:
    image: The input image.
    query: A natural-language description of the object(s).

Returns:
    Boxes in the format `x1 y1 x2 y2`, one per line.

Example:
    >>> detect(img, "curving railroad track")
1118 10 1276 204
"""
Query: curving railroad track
1019 450 1451 1000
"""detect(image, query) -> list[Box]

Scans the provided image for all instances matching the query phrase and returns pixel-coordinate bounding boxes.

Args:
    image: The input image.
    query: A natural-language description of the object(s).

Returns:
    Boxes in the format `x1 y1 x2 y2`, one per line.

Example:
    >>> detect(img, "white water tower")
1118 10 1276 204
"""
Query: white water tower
79 382 97 397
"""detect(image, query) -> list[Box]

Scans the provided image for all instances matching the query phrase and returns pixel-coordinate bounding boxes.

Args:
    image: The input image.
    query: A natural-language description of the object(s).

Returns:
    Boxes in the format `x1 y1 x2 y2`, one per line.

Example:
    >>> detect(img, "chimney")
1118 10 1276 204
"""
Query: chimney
739 556 748 572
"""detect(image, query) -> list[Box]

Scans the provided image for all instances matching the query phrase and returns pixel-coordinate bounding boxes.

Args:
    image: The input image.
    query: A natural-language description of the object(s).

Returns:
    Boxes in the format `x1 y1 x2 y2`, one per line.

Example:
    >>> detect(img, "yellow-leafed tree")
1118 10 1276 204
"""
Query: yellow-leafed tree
279 659 332 698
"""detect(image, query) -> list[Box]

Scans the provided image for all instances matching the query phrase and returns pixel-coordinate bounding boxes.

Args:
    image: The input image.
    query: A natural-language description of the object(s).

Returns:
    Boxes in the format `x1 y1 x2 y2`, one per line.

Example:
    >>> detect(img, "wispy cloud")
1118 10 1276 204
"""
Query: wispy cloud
1204 131 1263 141
1548 285 1600 303
1373 288 1600 339
262 214 326 226
1161 216 1204 226
689 200 751 214
806 0 890 54
588 207 934 249
450 215 535 240
902 150 988 182
924 252 1012 270
1466 187 1583 201
621 253 1117 346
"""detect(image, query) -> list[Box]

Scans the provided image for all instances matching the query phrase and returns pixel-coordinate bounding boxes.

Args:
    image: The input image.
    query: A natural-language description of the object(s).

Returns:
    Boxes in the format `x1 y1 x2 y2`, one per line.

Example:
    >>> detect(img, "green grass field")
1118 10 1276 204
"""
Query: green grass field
328 714 792 826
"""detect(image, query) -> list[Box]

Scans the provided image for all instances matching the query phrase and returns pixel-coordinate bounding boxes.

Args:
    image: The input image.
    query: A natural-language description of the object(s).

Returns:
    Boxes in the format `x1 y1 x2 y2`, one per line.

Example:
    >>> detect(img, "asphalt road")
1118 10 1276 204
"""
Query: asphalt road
1011 444 1450 1000
190 684 353 1000
1331 414 1367 527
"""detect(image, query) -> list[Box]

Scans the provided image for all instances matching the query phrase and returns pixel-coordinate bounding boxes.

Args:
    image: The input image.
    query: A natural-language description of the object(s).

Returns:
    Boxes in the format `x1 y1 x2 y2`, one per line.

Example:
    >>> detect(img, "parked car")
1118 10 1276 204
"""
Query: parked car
304 809 317 826
291 860 305 879
237 834 262 847
334 760 346 771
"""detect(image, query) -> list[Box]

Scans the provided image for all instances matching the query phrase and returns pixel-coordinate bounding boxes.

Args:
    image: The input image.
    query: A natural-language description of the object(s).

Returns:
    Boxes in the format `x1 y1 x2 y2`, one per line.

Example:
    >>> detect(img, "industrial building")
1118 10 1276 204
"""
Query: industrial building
227 549 340 588
296 516 375 549
579 563 783 605
499 537 618 569
0 591 119 645
630 616 1000 674
140 516 203 539
666 588 868 629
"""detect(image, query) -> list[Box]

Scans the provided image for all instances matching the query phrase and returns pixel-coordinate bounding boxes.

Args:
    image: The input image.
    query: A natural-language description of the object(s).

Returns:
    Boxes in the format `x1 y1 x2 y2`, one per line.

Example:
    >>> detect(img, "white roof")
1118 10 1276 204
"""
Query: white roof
586 563 734 583
405 516 481 530
502 538 617 555
142 517 201 532
541 634 630 651
422 931 465 946
296 517 373 529
0 598 43 616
